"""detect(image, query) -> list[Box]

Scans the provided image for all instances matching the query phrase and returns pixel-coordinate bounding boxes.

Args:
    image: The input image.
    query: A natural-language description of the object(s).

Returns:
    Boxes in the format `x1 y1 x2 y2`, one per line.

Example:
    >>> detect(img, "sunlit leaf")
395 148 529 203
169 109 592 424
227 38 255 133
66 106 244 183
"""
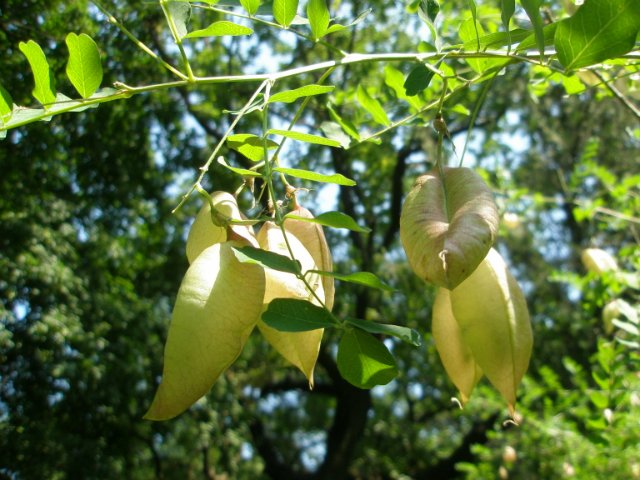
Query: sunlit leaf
327 104 360 141
240 0 260 15
0 84 13 121
262 298 337 332
356 85 390 126
285 211 370 233
314 270 394 292
217 157 261 177
273 0 299 27
65 33 102 98
19 40 56 106
185 21 253 38
268 84 334 104
227 133 278 162
307 0 330 40
273 167 355 186
337 329 398 389
267 128 341 147
554 0 640 70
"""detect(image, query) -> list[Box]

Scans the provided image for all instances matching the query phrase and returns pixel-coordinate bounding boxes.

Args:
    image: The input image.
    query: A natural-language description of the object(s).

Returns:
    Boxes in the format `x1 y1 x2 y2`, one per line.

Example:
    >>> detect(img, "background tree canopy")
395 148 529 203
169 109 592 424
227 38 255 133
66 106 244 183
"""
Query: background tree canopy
1 0 639 478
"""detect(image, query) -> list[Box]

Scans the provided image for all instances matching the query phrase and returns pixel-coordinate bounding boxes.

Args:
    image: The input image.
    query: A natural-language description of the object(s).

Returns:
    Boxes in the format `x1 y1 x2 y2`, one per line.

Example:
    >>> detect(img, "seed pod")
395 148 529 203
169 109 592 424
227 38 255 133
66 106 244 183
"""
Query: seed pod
432 288 483 404
284 204 335 311
449 248 533 416
581 248 619 275
400 167 499 289
257 222 324 386
145 241 265 421
186 192 256 263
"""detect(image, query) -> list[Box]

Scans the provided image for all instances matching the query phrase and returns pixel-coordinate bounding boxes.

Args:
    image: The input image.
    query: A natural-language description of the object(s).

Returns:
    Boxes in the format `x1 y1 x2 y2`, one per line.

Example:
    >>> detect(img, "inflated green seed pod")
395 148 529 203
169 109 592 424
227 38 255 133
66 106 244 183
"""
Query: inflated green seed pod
449 248 533 416
432 288 483 404
186 192 256 263
284 204 335 311
145 241 266 421
581 248 619 275
256 222 324 386
400 167 499 289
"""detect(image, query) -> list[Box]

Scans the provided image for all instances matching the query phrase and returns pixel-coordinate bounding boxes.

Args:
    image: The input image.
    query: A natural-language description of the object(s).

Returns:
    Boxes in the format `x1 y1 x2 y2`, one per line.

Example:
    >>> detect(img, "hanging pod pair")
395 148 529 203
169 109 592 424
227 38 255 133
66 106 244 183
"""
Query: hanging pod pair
145 193 334 420
400 167 532 414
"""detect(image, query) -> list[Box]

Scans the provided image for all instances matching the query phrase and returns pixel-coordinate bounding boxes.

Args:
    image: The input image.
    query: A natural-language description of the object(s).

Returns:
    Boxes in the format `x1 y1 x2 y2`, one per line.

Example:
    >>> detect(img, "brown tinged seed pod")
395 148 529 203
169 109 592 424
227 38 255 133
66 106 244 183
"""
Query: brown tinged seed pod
186 191 256 263
400 167 499 289
449 248 533 416
284 203 335 311
256 221 325 386
144 241 266 421
432 288 483 405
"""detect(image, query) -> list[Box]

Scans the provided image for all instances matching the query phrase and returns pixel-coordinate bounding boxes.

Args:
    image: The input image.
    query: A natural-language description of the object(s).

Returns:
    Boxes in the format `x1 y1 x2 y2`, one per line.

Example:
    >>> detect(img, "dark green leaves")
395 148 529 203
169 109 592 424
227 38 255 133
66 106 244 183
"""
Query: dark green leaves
346 318 422 346
232 245 300 274
19 40 56 106
65 33 103 98
273 0 299 27
337 329 398 388
554 0 640 70
404 64 435 96
262 298 337 331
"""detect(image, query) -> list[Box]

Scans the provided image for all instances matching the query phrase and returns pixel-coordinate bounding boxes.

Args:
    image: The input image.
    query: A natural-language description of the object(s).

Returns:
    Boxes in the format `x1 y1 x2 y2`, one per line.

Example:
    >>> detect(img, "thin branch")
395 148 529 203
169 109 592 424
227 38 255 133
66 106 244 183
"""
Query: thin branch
592 70 640 120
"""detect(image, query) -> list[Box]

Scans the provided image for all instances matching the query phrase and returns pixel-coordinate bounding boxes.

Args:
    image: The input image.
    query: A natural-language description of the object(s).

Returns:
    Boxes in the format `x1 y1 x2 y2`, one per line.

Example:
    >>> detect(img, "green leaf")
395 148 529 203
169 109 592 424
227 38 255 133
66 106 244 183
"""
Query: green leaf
285 211 370 233
307 0 330 40
166 1 190 39
19 40 56 106
0 84 13 121
262 298 337 332
184 21 253 38
327 104 360 141
267 128 341 147
515 22 557 52
403 64 435 96
227 134 278 162
384 65 423 111
500 0 515 35
612 319 639 336
273 167 355 186
315 271 394 292
217 157 261 177
346 317 422 346
240 0 260 15
231 245 300 274
273 0 299 27
421 0 439 23
520 0 545 58
337 329 398 389
554 0 640 70
268 84 334 104
467 0 480 49
65 33 102 99
320 121 352 148
356 85 390 127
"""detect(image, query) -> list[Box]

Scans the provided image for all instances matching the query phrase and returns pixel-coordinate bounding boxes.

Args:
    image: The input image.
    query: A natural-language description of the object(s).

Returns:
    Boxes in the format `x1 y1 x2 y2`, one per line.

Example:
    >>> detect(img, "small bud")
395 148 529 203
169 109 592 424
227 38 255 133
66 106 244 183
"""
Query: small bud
563 462 575 477
581 248 619 275
499 466 509 480
603 408 613 424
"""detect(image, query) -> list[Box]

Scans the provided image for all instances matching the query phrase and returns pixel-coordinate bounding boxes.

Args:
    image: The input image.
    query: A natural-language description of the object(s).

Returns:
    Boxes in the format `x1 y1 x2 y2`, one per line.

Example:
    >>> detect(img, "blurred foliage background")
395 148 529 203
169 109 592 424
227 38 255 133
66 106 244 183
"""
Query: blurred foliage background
1 0 638 478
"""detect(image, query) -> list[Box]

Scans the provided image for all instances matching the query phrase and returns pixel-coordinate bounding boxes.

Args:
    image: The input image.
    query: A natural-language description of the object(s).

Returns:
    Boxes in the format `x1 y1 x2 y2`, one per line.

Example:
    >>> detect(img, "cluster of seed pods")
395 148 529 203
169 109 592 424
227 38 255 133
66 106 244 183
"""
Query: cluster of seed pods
400 167 533 416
